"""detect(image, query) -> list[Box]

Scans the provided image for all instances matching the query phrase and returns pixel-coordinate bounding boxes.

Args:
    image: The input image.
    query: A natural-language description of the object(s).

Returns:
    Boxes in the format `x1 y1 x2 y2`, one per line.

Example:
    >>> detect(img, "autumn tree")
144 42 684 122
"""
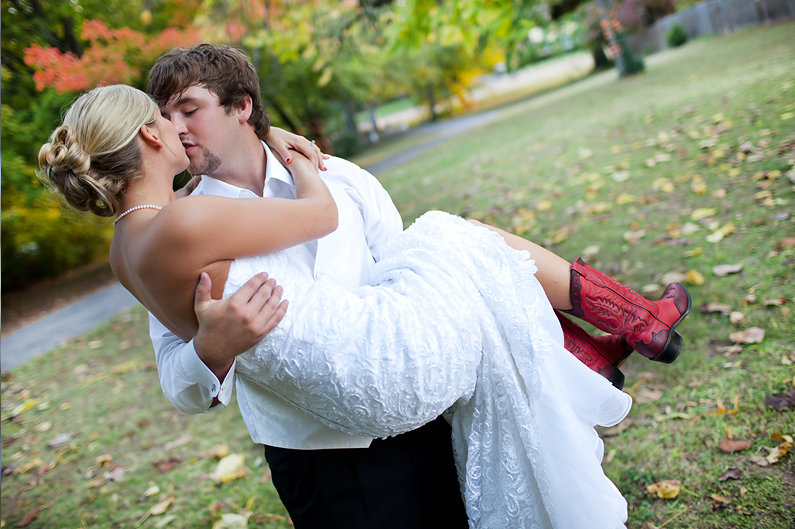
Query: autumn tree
1 0 201 289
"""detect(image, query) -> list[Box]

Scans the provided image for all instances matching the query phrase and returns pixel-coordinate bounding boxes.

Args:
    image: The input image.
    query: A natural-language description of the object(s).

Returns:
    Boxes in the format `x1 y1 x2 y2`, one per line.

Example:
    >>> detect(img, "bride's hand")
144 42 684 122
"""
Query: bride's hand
265 127 328 172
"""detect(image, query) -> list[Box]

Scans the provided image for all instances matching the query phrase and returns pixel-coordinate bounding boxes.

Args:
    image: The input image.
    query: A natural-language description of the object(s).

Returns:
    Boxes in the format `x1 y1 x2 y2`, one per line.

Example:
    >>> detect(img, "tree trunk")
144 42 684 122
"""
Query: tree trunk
427 83 438 121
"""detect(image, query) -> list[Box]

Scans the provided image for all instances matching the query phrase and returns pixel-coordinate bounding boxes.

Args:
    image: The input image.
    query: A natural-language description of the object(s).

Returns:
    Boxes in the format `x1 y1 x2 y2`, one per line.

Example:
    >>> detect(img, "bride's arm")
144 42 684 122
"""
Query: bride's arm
159 152 338 263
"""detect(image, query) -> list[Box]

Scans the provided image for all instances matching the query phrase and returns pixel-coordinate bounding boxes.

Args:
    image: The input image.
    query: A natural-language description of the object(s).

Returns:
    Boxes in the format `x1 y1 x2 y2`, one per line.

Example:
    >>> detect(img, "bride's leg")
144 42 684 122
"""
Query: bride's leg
469 219 691 366
468 220 573 309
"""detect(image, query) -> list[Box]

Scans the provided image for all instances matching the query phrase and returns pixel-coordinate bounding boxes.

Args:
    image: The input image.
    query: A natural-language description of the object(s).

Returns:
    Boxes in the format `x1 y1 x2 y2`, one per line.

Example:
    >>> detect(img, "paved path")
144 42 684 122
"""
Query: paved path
1 283 139 372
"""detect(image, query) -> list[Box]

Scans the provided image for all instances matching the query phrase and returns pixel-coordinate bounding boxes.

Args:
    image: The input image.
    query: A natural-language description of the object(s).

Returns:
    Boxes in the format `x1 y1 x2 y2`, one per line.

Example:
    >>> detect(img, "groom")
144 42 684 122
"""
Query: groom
146 44 469 528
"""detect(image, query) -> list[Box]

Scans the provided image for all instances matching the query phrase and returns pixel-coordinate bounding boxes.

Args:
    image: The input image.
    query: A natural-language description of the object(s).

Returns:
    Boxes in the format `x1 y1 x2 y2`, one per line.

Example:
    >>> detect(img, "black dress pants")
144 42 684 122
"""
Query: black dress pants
264 416 469 529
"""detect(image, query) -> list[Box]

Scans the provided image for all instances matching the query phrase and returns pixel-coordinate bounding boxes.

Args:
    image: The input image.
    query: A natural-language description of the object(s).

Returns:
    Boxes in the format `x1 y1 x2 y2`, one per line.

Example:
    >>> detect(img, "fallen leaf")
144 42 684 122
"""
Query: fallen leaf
16 505 42 527
87 340 103 349
143 484 160 498
763 298 784 306
48 432 74 448
718 468 742 481
765 440 793 464
35 421 52 433
729 327 765 343
640 523 659 529
691 207 717 221
111 361 137 374
152 456 182 474
212 513 251 529
718 439 753 453
706 231 724 243
749 454 769 467
10 399 41 417
730 312 745 325
600 418 635 436
771 433 794 443
150 495 175 515
661 271 688 284
642 283 663 294
710 493 731 504
164 435 192 451
635 388 664 404
199 444 230 460
211 454 248 484
654 412 692 421
623 230 646 244
260 467 272 484
154 514 177 528
611 170 630 182
646 480 681 499
687 269 705 285
701 302 733 314
96 455 113 467
105 467 125 482
776 237 795 249
713 263 743 276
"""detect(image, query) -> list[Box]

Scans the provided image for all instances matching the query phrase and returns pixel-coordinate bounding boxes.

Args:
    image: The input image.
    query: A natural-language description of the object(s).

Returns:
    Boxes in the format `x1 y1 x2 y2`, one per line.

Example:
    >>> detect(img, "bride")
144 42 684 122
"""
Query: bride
39 84 688 528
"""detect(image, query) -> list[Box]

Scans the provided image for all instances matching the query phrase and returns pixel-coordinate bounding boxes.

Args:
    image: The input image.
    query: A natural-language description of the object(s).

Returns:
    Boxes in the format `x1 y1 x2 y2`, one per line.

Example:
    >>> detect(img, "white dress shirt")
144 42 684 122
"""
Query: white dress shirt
149 142 403 449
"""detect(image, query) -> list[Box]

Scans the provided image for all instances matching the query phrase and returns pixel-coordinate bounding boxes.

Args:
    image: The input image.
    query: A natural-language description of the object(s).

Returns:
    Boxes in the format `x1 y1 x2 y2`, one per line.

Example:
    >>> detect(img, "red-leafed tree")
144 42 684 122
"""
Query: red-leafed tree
2 0 203 290
24 20 202 93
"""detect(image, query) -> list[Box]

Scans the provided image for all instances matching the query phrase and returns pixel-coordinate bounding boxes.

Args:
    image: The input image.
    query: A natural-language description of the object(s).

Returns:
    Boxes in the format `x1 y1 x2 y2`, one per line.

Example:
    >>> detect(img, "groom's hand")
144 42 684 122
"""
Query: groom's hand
193 272 288 382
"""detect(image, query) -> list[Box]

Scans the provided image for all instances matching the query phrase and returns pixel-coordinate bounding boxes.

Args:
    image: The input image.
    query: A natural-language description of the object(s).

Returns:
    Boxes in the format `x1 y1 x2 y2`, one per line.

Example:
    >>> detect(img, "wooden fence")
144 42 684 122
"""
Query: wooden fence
626 0 795 55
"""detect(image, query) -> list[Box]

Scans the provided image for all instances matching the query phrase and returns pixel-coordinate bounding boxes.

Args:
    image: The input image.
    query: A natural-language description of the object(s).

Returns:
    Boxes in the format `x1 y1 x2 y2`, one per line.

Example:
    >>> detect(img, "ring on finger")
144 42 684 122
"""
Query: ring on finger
310 140 316 146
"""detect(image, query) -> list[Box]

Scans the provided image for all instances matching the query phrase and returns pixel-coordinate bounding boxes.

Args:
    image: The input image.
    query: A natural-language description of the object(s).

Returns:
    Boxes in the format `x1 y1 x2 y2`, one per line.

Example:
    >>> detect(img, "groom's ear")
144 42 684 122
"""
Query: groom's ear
139 123 162 148
235 94 253 124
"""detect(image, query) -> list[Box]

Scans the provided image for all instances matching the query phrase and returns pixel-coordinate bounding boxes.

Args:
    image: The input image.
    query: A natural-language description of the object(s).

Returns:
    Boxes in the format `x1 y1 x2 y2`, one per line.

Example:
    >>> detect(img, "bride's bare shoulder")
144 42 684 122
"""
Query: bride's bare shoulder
154 195 229 242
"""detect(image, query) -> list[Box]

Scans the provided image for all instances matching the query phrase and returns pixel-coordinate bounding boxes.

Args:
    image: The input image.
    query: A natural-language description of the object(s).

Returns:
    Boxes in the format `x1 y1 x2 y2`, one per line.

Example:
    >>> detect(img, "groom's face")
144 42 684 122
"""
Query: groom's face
160 85 236 176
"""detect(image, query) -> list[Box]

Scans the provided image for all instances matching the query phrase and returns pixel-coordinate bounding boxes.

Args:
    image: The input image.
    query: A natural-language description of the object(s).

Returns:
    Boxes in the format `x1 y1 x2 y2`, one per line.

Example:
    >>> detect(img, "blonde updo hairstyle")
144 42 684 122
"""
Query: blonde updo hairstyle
38 85 159 217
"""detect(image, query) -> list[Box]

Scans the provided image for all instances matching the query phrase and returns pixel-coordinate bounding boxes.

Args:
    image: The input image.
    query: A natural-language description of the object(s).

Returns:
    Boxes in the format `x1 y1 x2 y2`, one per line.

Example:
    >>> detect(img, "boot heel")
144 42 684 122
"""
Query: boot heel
653 331 682 364
609 368 625 390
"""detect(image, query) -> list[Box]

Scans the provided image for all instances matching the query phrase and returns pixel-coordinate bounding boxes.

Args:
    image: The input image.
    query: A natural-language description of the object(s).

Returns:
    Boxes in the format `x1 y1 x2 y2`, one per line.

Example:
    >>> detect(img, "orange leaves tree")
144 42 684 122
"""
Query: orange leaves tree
24 20 201 93
1 0 200 289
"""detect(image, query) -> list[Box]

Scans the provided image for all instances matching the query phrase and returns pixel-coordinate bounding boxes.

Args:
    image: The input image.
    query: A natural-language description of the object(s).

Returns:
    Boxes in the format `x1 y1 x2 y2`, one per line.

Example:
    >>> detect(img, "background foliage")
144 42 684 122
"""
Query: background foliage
2 0 679 289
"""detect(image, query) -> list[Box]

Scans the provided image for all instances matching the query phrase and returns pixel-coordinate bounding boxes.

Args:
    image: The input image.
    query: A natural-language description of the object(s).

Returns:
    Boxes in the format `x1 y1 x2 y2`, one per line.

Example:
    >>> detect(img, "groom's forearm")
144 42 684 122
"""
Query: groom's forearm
193 335 236 382
149 314 227 413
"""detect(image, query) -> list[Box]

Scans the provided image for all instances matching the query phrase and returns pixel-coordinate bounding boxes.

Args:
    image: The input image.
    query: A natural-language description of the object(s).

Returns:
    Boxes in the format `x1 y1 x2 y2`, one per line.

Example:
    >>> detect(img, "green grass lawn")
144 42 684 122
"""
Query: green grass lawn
3 22 794 528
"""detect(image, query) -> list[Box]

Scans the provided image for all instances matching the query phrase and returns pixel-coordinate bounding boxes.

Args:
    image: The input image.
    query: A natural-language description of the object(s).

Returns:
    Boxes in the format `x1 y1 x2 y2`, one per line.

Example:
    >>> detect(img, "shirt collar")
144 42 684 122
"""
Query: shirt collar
261 141 295 190
193 141 295 198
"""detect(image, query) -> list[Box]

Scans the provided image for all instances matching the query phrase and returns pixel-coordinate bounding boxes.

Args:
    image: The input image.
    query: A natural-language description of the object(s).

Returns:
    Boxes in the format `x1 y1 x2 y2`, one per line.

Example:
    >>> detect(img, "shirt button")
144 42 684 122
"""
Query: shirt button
211 384 217 392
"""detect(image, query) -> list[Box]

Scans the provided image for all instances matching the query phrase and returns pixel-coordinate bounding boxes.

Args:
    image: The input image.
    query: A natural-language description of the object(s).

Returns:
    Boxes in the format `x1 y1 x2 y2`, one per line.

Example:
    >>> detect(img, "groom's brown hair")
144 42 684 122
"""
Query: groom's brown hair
147 44 270 139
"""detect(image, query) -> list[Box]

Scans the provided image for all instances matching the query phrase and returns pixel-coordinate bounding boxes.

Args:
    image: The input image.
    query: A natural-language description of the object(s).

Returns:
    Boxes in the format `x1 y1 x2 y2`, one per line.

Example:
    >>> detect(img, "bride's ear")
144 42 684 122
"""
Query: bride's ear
140 123 162 149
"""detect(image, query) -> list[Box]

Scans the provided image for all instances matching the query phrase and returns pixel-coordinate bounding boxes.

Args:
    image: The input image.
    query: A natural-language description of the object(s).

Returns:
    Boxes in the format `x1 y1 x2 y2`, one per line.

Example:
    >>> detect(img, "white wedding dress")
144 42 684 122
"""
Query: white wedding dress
223 211 632 529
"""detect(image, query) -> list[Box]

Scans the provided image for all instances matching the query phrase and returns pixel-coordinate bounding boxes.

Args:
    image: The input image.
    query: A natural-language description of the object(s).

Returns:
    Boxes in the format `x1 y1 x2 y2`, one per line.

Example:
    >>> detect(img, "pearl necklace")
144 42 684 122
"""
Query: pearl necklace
114 204 162 225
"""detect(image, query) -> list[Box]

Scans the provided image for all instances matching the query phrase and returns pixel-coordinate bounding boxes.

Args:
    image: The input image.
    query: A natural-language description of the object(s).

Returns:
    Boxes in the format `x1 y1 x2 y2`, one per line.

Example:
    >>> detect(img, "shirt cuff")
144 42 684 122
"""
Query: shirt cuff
179 338 228 398
213 359 236 410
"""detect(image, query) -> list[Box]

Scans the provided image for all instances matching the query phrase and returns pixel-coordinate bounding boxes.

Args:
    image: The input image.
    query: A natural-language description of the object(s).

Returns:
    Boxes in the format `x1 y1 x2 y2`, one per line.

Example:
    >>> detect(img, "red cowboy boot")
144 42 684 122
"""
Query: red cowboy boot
566 258 691 363
556 311 631 389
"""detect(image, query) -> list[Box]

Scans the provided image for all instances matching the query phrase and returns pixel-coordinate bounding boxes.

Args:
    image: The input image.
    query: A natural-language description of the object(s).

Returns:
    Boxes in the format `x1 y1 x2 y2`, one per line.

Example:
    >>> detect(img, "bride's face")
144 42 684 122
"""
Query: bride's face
156 112 190 174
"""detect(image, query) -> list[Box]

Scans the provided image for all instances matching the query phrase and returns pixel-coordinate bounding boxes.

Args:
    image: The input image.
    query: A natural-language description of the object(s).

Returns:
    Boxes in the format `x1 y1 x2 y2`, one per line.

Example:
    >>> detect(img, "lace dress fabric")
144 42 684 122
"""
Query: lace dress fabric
224 211 631 529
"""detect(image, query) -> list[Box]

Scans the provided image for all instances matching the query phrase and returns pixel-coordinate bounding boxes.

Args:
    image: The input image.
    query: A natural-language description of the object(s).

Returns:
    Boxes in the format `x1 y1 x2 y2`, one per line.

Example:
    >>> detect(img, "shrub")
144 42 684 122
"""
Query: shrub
666 24 688 47
1 197 113 291
616 32 645 76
